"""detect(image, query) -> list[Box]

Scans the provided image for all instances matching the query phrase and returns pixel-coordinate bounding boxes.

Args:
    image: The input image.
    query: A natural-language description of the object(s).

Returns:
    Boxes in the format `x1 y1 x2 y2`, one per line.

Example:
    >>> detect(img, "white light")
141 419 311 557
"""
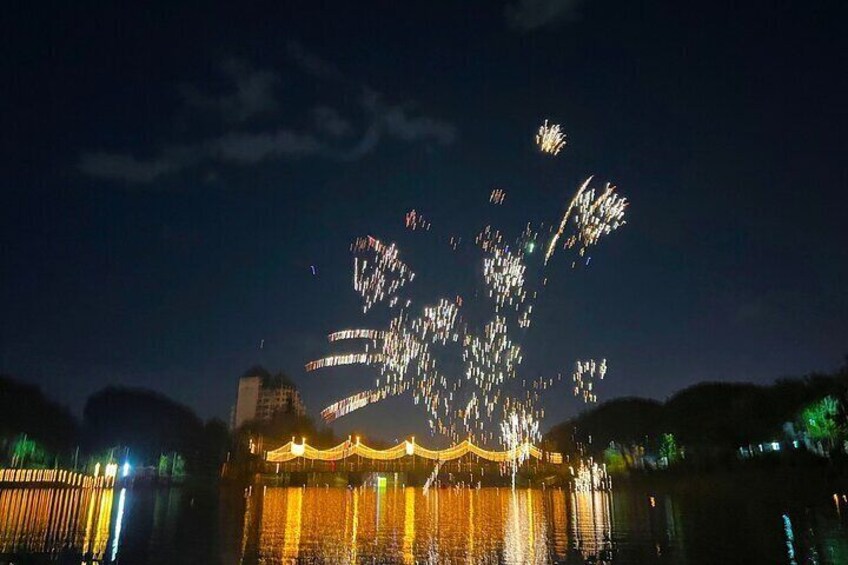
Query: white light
122 462 131 478
111 488 127 561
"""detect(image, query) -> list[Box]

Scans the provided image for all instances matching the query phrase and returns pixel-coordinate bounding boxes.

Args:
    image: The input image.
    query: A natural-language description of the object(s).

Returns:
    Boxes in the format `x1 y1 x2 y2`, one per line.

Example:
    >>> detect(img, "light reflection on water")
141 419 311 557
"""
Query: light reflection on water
244 487 563 564
2 484 848 563
0 486 116 560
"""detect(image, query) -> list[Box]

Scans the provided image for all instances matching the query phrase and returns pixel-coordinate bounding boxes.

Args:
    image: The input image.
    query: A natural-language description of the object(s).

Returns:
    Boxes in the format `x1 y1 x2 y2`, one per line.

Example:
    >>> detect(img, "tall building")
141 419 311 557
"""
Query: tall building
231 366 306 430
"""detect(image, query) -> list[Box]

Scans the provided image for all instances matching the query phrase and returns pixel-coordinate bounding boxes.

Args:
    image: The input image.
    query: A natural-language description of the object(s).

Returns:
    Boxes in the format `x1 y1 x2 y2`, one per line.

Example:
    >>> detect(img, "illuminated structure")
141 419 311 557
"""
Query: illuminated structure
232 366 306 430
266 437 563 464
0 468 112 488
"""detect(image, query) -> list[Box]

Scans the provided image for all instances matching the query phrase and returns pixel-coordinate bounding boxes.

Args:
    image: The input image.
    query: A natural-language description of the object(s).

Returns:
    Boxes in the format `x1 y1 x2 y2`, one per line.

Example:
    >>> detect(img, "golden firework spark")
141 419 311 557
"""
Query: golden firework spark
544 175 593 264
544 176 627 265
572 358 607 403
404 209 431 231
535 119 567 155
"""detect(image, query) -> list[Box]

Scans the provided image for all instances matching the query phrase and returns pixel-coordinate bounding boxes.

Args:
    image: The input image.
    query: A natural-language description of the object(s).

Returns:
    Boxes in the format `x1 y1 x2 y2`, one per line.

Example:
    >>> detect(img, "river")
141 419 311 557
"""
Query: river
0 482 846 563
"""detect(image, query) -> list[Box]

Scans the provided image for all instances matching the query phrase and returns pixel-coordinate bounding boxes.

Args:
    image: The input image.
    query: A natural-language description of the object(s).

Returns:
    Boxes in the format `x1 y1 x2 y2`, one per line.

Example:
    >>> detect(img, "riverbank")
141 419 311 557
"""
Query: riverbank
614 458 848 502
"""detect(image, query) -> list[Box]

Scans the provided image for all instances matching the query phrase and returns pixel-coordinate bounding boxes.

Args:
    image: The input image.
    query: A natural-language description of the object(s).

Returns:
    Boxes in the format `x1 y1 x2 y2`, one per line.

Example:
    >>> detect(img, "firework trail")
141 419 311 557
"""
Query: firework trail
544 175 592 264
304 353 384 372
544 176 628 265
327 329 385 342
321 388 397 423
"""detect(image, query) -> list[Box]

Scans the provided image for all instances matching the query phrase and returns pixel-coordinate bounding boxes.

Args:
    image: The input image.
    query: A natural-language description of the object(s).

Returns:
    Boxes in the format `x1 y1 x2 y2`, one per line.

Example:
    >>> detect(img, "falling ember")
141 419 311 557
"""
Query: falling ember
571 458 612 491
405 209 431 231
500 408 540 488
572 359 607 404
535 120 567 155
490 188 506 205
352 236 415 313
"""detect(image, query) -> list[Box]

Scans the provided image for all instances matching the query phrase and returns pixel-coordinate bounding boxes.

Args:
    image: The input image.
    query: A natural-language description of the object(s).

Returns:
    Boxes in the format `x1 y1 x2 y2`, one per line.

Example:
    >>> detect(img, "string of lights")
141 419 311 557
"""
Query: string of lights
266 438 562 464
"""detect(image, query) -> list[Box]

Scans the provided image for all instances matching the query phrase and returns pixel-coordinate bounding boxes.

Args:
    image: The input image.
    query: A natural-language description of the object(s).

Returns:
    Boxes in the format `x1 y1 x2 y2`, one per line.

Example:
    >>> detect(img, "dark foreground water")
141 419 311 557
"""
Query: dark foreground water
1 482 847 564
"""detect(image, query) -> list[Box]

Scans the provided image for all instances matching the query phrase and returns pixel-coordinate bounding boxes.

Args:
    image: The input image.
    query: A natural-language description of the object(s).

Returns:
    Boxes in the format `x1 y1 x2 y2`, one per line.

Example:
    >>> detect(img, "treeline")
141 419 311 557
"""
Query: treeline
236 412 336 450
0 376 79 452
546 361 848 469
83 387 230 475
0 375 229 477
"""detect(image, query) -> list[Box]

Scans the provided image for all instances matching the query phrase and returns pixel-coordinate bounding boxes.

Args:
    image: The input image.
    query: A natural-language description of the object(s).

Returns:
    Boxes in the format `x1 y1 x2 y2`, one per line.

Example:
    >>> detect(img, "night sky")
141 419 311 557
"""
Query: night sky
2 0 846 441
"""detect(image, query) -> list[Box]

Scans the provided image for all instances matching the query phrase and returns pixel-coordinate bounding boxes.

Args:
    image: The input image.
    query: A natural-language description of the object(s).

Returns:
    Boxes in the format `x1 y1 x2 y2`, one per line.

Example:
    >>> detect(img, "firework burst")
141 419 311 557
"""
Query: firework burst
352 236 415 313
307 124 629 462
545 176 628 265
535 119 567 155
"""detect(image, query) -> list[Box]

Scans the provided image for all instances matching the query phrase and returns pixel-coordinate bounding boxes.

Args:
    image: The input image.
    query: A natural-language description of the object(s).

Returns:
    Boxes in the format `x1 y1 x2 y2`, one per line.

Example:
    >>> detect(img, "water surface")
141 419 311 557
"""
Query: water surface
1 483 846 563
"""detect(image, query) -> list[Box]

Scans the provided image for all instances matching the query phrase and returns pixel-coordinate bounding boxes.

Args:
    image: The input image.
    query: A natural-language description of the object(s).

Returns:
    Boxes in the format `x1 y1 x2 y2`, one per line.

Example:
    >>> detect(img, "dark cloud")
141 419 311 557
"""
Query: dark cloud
312 106 353 138
181 58 281 123
344 123 382 161
79 47 455 184
293 49 456 150
339 87 455 160
505 0 583 31
78 152 180 183
77 128 322 183
78 144 207 184
211 129 323 163
381 106 456 145
287 40 346 82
